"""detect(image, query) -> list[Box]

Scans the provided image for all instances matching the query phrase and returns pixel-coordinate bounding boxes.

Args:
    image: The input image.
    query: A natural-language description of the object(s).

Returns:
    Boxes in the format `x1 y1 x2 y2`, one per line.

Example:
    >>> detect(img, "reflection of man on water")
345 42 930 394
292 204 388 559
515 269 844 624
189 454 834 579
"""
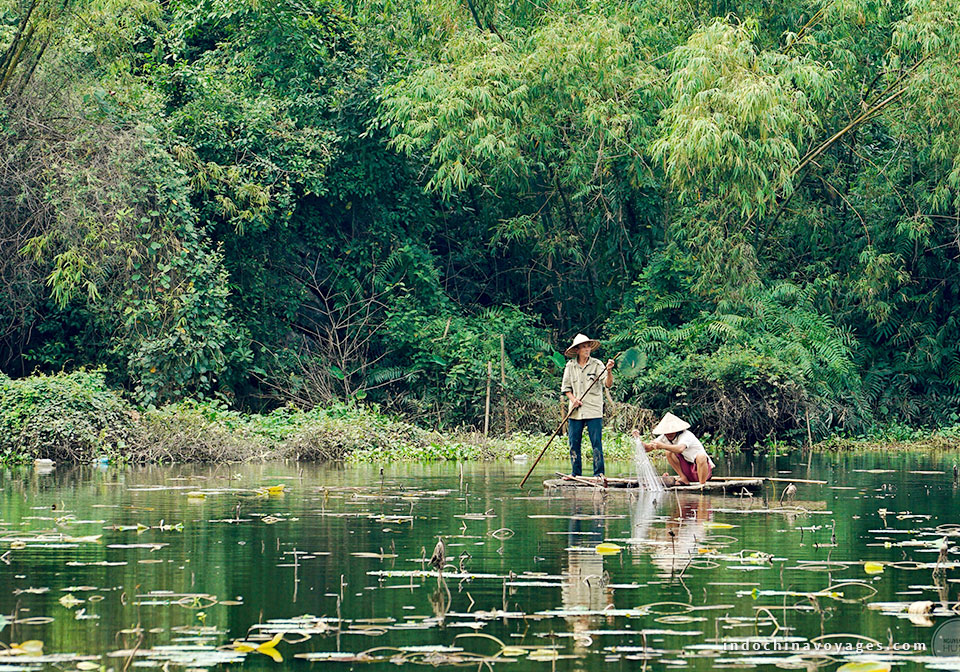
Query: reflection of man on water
628 492 662 554
649 495 711 577
561 499 614 647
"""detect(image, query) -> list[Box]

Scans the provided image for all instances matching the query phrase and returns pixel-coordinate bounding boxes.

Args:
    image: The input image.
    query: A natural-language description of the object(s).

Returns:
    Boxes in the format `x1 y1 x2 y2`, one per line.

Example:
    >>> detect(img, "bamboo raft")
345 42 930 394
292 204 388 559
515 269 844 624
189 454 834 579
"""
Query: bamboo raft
543 475 765 494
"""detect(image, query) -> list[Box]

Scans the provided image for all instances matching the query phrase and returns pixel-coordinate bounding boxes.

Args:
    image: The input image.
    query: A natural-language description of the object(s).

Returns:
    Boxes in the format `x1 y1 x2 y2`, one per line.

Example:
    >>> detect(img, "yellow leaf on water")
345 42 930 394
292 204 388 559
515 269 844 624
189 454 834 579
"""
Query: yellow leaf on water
836 661 891 672
702 522 737 530
528 648 559 661
11 640 44 655
256 632 284 662
59 593 84 608
260 647 283 663
595 543 622 555
257 633 283 651
234 632 283 661
264 485 286 496
864 561 884 574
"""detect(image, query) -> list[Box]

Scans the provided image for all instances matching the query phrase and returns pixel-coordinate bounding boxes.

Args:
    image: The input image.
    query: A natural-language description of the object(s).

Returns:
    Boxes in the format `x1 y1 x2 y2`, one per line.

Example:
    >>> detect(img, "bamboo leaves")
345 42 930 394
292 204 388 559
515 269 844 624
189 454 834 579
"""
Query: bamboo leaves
652 19 829 222
378 10 659 221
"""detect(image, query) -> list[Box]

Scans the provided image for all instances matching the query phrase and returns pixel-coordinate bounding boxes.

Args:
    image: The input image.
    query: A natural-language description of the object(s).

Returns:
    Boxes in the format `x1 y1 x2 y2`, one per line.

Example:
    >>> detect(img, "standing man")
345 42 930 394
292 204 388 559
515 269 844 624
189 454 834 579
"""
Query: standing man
561 334 615 478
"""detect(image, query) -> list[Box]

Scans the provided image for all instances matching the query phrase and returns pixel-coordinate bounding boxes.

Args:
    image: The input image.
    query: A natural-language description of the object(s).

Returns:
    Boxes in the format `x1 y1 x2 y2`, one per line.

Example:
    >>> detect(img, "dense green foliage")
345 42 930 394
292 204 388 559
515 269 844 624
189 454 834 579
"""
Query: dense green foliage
0 370 138 462
2 0 960 448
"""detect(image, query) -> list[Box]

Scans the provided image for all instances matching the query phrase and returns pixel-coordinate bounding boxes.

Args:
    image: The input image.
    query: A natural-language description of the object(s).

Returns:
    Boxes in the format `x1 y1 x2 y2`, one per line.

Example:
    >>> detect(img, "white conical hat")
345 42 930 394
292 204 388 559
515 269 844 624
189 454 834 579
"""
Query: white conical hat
564 333 600 357
652 412 690 435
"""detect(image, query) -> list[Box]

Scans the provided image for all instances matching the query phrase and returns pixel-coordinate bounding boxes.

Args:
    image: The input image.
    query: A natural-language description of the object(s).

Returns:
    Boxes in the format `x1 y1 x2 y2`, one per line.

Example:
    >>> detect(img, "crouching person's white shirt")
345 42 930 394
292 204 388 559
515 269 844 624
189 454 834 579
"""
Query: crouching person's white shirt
656 430 716 469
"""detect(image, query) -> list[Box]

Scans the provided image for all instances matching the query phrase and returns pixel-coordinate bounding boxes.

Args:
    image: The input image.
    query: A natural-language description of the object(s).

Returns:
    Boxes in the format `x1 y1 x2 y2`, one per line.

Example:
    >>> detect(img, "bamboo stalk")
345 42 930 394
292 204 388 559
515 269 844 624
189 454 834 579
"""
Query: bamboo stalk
500 334 509 435
753 57 928 246
0 0 38 85
707 475 824 485
0 23 35 95
483 361 492 438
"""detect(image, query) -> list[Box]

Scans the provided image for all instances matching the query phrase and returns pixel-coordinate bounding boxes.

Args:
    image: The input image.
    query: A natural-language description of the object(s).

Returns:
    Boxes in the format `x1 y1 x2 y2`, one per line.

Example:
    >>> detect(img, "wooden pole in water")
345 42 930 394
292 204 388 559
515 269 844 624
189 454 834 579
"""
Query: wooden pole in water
500 334 509 435
483 361 492 437
555 472 607 490
766 476 826 485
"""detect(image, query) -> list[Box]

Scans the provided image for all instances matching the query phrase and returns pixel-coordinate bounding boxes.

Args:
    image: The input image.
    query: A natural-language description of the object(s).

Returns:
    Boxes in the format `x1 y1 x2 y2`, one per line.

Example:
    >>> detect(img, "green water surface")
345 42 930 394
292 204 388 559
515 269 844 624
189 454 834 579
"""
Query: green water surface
2 451 960 670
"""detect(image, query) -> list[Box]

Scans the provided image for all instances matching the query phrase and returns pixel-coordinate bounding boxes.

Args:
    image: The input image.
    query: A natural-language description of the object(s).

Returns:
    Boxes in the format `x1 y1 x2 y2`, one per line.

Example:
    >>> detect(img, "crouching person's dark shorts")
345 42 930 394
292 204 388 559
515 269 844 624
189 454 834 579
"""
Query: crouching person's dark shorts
679 456 712 483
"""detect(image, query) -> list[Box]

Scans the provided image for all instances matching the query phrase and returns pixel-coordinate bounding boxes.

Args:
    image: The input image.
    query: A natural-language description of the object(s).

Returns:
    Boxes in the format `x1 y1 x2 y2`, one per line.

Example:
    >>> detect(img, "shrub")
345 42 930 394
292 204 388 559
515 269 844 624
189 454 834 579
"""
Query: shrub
138 400 270 463
285 405 438 461
0 369 139 462
607 261 860 446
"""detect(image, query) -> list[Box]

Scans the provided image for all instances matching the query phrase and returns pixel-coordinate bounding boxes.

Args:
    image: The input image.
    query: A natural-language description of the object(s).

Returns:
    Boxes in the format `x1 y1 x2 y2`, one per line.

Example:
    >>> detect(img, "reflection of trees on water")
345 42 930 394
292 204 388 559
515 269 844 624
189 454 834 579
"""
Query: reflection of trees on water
561 496 613 651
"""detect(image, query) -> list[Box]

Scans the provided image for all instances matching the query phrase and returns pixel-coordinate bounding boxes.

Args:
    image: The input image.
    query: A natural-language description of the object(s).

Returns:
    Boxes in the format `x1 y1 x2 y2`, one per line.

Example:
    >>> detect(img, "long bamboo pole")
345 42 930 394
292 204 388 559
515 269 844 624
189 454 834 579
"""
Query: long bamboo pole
0 0 38 90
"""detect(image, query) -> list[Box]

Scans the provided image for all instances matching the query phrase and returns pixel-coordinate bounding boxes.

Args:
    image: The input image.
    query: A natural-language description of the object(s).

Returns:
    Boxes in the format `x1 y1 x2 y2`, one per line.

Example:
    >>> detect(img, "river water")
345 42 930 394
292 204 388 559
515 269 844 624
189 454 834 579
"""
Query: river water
2 451 959 670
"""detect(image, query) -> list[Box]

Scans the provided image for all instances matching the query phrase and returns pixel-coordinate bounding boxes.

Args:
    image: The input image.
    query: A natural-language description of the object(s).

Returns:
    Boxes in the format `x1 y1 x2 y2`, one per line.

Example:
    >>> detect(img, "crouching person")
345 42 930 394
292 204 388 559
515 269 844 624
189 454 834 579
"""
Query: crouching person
633 413 715 485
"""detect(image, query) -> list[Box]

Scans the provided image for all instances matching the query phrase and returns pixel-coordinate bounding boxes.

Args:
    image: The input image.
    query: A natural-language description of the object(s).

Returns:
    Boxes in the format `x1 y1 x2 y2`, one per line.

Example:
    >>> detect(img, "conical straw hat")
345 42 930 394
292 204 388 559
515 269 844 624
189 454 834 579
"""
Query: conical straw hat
564 333 601 357
652 412 690 435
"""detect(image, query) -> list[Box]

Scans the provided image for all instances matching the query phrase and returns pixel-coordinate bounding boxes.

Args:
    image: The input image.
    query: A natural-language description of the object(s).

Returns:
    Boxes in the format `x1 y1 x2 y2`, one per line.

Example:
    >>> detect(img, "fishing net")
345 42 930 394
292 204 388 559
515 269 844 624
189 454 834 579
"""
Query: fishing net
633 437 664 492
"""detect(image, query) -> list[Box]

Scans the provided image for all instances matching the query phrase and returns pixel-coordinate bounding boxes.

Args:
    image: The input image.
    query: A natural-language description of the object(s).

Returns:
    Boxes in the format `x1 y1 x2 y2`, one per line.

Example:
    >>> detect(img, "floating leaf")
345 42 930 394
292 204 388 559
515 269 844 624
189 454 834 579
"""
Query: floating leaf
9 640 44 655
702 522 737 530
528 648 559 661
864 561 884 575
595 543 622 555
59 594 84 608
232 632 283 663
836 662 891 672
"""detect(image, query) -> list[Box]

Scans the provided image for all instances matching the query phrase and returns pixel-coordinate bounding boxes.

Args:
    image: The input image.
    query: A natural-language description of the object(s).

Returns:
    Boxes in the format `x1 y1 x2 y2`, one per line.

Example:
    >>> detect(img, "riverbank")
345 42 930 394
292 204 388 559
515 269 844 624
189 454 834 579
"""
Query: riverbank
0 370 644 465
2 371 958 464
